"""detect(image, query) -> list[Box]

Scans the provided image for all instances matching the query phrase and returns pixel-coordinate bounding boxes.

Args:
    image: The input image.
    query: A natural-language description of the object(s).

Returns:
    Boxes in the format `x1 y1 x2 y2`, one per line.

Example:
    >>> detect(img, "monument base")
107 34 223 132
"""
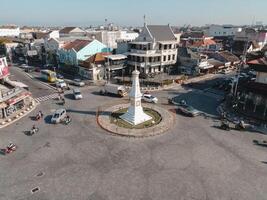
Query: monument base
120 106 152 126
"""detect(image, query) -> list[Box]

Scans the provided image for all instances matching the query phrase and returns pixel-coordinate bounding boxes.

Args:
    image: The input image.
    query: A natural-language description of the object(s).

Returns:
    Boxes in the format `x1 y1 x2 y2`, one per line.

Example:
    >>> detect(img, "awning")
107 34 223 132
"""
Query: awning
7 92 31 105
199 64 214 70
128 53 162 57
158 41 177 44
130 41 150 45
105 54 127 60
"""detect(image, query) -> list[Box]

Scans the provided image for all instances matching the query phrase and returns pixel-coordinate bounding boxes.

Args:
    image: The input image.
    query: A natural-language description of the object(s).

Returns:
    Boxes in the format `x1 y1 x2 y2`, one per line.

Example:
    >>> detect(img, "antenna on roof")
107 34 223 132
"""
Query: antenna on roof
144 15 146 26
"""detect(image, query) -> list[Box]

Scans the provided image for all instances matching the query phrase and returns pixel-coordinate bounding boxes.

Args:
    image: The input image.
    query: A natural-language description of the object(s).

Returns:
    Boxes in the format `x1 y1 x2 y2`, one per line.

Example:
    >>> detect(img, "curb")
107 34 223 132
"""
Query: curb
97 103 174 138
0 100 37 129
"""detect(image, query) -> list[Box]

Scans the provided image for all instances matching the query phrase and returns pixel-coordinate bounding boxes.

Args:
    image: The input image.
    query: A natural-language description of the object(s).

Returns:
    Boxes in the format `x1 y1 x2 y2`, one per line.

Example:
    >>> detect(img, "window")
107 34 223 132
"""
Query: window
163 56 166 61
168 55 171 61
159 44 162 50
172 55 175 60
169 44 172 49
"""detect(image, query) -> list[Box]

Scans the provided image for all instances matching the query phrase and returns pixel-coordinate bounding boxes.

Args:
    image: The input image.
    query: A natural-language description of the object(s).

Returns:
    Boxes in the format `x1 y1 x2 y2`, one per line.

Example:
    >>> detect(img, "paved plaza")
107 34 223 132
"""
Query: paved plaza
0 81 267 200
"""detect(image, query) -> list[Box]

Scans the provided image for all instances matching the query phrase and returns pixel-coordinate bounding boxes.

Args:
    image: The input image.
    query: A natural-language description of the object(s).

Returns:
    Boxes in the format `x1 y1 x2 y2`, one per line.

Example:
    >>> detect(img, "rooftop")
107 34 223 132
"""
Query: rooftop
59 27 77 34
147 25 176 41
63 39 92 52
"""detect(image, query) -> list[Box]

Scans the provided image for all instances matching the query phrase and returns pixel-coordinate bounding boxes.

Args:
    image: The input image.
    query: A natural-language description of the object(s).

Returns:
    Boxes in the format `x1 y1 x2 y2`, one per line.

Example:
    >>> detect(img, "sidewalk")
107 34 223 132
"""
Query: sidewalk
217 104 267 135
0 98 37 129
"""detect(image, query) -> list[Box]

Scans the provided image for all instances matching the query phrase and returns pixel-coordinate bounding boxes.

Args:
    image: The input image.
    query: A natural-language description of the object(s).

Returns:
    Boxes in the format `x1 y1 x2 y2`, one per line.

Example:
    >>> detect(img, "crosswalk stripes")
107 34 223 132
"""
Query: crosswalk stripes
35 93 59 103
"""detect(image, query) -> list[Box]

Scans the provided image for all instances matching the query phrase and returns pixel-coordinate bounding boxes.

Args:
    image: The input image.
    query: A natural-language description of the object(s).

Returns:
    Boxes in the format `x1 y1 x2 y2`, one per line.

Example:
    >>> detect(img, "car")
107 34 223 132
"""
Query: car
56 73 64 79
55 79 67 88
177 104 200 117
73 88 82 100
43 64 53 68
24 66 34 73
51 108 67 124
142 94 158 103
35 67 41 72
71 79 85 87
20 64 28 69
19 57 25 62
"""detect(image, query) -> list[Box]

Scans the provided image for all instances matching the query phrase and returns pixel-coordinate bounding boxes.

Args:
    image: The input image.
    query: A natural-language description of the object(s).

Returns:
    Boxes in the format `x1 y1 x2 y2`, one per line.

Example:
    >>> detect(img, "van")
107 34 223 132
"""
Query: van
73 88 82 100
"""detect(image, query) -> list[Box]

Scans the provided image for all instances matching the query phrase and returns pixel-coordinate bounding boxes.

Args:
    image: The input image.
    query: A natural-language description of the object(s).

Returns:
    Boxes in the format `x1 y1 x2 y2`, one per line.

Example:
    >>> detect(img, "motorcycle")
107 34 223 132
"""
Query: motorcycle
62 117 71 125
4 143 17 154
29 127 39 135
220 121 230 131
235 120 253 131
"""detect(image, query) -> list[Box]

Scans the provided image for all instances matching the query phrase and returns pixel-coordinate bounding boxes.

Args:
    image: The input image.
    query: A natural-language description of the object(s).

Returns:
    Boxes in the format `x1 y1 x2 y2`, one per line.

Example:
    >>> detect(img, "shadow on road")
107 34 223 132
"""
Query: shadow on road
66 109 97 116
64 93 74 100
172 91 220 117
44 115 53 124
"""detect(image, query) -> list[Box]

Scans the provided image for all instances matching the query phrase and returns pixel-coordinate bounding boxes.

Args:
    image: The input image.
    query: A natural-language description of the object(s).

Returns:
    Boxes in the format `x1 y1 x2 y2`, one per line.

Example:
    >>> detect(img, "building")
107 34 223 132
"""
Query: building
58 39 108 66
0 25 20 37
205 25 241 37
127 24 178 74
209 51 240 68
0 56 34 120
79 52 110 80
104 54 128 78
59 27 86 37
232 28 267 56
34 30 59 40
236 56 267 121
178 47 213 75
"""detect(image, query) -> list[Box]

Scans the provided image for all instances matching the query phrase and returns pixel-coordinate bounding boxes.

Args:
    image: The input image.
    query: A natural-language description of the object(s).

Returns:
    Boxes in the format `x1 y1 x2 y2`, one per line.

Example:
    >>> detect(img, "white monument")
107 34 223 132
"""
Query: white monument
120 69 152 125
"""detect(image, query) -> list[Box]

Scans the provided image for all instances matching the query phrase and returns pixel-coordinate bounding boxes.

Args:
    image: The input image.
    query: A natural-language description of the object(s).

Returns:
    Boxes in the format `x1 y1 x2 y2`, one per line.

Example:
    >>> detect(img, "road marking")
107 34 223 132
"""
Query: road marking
35 90 73 103
35 93 59 103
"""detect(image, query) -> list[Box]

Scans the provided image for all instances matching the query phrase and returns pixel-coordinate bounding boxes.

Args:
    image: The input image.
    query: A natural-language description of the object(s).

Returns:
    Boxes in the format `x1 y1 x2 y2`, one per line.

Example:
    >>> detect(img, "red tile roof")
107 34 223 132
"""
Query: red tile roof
86 52 111 63
63 39 91 52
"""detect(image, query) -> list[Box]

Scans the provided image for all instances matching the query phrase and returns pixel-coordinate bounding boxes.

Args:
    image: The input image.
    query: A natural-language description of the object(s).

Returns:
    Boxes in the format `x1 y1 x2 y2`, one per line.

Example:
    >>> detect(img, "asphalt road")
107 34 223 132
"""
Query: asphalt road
8 66 55 98
0 82 267 200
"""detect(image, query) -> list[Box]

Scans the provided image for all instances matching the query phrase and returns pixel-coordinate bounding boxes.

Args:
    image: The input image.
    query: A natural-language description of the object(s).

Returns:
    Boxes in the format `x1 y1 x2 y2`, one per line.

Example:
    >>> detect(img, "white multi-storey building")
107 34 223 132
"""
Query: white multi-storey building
0 25 20 37
206 24 241 37
127 24 178 74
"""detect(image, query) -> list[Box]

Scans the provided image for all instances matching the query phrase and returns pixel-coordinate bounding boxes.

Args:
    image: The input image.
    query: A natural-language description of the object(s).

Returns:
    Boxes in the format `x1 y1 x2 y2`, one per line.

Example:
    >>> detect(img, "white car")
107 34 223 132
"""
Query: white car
73 88 82 100
142 94 158 103
72 79 85 87
56 79 67 88
51 108 67 124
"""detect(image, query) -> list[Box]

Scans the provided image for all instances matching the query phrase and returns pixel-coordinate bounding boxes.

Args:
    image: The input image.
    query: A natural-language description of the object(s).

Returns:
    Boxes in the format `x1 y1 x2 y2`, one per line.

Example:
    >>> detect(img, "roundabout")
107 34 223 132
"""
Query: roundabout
97 103 174 138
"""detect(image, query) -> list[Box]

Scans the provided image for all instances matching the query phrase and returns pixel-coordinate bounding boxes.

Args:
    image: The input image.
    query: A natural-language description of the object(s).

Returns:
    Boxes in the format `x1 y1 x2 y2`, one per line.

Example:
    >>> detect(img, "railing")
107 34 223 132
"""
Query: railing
127 61 161 67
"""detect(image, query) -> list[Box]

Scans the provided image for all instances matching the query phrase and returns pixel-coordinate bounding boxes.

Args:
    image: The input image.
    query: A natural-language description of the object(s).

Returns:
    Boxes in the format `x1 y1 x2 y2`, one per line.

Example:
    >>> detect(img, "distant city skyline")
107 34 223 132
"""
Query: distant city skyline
0 0 266 27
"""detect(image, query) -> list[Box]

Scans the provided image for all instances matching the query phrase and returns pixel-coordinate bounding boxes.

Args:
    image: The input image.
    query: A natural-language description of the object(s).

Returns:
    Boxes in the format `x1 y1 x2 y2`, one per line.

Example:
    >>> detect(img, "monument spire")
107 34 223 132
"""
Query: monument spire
120 67 151 125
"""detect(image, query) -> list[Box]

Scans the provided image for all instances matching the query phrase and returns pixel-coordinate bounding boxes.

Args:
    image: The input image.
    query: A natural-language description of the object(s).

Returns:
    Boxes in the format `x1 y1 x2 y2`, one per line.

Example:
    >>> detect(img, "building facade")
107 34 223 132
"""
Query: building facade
0 26 20 37
58 39 108 66
127 24 178 74
205 25 241 37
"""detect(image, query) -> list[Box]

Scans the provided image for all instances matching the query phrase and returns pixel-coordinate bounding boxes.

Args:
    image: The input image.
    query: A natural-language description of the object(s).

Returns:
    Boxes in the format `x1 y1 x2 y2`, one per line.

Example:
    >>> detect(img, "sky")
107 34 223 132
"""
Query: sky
0 0 266 27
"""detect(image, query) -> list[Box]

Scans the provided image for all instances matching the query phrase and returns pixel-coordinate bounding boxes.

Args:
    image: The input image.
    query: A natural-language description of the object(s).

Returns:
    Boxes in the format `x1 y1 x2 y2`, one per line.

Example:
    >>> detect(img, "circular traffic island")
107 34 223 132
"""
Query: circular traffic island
110 107 162 129
97 103 174 138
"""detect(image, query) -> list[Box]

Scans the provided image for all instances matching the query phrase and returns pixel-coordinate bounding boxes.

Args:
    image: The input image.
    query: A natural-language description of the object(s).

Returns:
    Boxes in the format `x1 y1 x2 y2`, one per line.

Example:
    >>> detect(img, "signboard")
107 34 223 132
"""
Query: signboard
27 50 38 56
0 57 9 79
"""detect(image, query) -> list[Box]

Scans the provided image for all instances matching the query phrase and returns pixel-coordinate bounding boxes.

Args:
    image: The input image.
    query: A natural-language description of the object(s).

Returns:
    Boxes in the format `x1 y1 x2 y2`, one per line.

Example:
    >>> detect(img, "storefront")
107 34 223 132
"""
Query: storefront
0 91 32 119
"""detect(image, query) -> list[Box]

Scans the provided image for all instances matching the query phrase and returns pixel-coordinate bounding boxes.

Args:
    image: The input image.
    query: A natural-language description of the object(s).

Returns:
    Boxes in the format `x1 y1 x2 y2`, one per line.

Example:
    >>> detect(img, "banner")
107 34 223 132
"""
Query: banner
0 57 9 79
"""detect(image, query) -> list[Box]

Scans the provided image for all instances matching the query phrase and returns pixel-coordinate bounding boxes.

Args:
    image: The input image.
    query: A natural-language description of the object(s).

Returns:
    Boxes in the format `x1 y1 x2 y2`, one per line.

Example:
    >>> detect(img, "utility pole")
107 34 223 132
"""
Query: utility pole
233 41 248 97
